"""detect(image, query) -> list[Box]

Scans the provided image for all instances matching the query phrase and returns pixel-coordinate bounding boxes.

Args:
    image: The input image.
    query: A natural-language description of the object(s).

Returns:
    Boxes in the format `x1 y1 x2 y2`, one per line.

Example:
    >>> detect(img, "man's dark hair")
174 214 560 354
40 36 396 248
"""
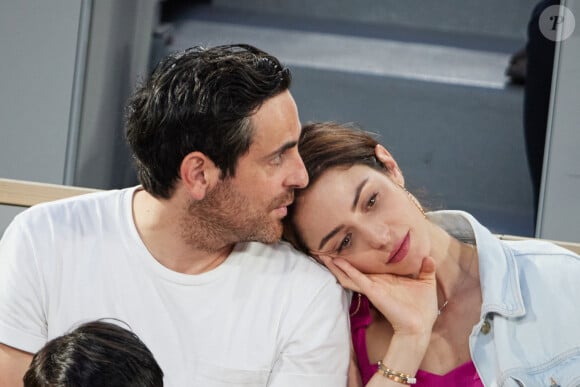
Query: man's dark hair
125 43 292 198
23 320 164 387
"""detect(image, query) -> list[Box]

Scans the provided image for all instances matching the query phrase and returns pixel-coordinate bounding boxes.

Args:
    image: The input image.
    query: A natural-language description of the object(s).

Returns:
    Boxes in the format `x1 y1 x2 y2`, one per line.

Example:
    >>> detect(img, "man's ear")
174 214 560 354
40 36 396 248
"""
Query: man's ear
374 144 405 187
179 152 221 201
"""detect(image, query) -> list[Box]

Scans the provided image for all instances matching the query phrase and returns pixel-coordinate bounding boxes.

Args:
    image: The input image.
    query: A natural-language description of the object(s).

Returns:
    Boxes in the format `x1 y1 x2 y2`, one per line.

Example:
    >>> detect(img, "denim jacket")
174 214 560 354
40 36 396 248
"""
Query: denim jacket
428 211 580 387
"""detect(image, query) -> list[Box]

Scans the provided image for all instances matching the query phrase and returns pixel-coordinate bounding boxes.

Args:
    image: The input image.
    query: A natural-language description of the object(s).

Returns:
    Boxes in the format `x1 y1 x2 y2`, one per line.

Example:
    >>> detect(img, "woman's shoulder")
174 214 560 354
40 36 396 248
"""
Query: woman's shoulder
504 237 580 263
501 239 580 298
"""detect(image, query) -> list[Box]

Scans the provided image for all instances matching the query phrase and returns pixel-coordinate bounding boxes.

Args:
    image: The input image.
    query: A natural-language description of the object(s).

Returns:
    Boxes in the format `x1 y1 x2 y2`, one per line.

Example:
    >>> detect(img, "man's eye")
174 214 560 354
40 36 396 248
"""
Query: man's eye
271 154 283 165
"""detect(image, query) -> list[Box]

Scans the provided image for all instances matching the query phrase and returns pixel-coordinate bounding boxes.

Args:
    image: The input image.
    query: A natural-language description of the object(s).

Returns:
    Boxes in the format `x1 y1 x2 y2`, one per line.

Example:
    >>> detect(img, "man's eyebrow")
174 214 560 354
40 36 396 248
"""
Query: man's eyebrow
318 178 368 250
319 225 344 251
265 141 298 159
352 178 369 211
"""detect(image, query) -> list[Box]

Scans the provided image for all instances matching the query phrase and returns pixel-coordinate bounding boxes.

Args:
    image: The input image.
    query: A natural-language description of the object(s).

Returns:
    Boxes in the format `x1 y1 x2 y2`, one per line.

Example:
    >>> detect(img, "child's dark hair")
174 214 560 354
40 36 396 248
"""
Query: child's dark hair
23 320 164 387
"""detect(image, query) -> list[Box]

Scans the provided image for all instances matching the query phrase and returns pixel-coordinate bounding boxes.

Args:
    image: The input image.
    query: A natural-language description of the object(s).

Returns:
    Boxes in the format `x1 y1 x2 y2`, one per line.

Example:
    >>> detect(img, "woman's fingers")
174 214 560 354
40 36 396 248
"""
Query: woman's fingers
416 256 436 281
331 258 374 292
318 255 361 292
319 254 438 323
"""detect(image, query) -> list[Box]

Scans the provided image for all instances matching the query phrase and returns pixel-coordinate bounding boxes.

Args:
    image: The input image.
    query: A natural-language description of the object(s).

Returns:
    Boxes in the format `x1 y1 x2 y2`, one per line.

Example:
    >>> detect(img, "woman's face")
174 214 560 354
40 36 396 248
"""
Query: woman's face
292 164 431 275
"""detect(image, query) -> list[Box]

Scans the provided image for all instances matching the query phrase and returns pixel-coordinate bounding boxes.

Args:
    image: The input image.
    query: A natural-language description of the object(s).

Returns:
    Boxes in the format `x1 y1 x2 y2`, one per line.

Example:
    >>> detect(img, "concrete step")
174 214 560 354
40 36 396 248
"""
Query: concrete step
211 0 535 41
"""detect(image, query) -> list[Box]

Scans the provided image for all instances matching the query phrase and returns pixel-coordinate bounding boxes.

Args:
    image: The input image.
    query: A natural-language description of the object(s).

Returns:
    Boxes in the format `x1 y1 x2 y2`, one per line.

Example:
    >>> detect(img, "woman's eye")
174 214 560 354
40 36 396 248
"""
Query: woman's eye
367 193 378 208
337 234 352 253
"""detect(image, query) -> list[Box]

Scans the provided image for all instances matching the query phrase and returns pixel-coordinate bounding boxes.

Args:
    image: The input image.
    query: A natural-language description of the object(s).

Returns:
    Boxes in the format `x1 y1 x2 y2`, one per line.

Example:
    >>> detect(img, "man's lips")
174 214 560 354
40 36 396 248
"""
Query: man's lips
273 206 288 217
387 232 410 264
273 193 294 209
272 196 294 217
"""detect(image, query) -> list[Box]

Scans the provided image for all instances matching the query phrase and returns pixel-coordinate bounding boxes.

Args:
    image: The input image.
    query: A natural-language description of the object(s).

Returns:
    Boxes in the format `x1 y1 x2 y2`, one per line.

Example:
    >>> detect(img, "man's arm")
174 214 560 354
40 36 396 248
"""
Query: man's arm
348 346 364 387
0 343 33 387
268 277 351 387
0 214 46 387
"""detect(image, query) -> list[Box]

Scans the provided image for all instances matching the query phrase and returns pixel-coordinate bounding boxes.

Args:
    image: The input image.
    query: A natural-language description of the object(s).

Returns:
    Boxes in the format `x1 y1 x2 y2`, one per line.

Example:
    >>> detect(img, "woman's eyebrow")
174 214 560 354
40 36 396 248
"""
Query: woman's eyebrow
318 177 369 250
319 225 344 251
352 178 369 211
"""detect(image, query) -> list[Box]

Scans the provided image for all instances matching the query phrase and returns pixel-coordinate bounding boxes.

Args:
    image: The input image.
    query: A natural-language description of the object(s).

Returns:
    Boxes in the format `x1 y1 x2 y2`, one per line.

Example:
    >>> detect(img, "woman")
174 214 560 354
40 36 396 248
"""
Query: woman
285 122 580 386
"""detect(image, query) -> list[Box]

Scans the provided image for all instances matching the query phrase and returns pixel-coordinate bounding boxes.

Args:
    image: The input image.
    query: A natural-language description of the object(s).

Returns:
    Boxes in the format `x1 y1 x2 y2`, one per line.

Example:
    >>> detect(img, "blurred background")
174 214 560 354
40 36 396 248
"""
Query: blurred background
1 0 579 241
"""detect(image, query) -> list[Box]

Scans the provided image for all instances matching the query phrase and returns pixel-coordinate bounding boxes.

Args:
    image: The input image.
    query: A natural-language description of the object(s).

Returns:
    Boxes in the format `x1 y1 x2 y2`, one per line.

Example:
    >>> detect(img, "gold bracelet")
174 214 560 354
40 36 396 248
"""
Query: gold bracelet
377 361 417 385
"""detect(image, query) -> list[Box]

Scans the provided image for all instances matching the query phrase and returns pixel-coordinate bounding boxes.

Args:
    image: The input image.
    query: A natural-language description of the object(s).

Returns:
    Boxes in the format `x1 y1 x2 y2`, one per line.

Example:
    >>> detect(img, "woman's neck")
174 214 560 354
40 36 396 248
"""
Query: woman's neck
428 223 479 309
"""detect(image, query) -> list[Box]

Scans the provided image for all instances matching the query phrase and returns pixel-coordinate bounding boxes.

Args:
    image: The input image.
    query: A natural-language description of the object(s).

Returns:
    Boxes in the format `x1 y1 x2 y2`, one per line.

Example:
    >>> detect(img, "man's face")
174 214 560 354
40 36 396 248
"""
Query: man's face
195 90 308 245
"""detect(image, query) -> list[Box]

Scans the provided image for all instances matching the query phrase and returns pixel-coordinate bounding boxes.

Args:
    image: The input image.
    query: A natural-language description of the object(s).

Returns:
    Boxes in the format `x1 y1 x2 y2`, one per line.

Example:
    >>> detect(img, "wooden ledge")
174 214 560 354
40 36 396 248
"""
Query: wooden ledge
0 178 99 207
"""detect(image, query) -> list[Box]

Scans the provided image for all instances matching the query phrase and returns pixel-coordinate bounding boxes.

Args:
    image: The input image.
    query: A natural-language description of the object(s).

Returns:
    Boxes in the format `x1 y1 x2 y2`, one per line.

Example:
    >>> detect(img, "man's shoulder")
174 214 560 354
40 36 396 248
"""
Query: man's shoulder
236 240 334 280
14 187 132 226
235 241 346 316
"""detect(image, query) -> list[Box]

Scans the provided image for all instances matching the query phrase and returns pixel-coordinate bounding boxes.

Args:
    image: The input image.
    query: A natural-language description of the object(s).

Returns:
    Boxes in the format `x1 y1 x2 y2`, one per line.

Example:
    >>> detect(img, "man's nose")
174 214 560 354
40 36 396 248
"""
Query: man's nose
286 152 309 189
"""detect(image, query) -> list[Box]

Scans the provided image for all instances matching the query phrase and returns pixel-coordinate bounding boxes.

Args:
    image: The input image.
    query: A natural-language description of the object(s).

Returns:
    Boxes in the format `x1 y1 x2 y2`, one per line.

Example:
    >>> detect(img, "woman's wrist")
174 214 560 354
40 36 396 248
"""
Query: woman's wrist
365 330 431 386
380 332 429 376
377 361 417 385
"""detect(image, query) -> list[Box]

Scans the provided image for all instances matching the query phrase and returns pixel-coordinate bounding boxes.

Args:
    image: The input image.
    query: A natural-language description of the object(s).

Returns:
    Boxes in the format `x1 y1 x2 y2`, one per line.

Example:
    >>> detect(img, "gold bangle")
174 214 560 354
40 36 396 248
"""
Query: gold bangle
377 361 417 385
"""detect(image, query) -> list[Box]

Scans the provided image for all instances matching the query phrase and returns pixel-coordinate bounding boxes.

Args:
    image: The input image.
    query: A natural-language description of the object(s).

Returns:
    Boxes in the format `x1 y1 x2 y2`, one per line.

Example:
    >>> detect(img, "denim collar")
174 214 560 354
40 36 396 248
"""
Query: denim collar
427 210 526 319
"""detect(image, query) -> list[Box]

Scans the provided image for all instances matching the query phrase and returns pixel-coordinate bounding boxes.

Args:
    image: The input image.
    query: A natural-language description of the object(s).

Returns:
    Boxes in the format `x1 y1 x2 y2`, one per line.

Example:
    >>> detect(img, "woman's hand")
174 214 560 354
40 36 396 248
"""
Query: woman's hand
320 255 438 337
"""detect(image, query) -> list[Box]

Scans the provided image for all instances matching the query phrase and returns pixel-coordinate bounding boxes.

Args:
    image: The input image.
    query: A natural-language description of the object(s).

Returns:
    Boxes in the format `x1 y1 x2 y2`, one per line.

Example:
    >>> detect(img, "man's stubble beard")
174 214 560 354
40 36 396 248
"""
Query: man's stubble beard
180 179 290 252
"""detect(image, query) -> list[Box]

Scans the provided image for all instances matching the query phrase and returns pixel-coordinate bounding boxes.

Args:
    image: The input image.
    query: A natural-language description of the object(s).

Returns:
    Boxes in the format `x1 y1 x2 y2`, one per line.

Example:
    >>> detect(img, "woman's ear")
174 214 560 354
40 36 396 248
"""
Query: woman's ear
179 152 221 201
374 144 404 187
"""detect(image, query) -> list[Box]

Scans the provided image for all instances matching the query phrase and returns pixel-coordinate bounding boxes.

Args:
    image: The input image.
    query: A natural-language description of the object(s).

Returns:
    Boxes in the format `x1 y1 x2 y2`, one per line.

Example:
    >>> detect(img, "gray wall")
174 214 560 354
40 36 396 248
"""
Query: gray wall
0 0 159 233
0 0 84 184
74 0 158 189
537 0 580 242
0 0 86 233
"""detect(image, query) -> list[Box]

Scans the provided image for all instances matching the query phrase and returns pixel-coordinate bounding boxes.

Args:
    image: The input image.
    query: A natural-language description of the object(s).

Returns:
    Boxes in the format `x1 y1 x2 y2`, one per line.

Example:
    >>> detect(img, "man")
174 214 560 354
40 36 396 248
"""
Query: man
0 44 350 386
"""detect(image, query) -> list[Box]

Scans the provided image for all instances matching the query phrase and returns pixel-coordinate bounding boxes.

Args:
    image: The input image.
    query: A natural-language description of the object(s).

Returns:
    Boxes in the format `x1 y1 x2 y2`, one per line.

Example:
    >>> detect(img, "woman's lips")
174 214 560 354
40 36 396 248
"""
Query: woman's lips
388 232 410 264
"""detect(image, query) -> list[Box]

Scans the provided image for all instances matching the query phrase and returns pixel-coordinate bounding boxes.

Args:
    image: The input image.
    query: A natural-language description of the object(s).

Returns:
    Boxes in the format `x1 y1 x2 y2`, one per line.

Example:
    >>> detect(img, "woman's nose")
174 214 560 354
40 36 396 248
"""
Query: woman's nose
366 222 390 249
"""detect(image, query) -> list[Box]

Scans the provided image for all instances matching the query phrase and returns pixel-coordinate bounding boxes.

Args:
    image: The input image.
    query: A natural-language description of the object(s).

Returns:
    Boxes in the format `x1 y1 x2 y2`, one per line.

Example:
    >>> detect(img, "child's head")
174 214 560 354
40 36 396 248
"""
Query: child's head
23 320 163 387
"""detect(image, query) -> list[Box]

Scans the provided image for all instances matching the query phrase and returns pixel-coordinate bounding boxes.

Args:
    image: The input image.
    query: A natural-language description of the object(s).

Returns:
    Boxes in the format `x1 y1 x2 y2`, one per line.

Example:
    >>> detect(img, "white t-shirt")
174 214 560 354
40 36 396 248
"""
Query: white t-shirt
0 187 350 386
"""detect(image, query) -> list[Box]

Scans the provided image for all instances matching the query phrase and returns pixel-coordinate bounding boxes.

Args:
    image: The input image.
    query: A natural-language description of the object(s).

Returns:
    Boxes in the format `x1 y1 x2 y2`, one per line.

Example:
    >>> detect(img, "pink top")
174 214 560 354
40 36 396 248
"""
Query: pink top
350 293 483 386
